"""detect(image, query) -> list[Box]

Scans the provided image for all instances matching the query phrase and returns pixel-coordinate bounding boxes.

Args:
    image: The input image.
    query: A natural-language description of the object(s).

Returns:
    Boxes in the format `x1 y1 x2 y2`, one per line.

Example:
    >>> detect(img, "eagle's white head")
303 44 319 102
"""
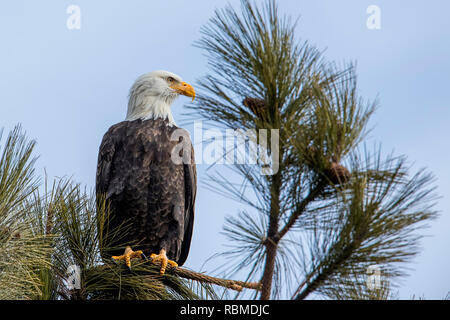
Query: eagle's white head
126 70 195 125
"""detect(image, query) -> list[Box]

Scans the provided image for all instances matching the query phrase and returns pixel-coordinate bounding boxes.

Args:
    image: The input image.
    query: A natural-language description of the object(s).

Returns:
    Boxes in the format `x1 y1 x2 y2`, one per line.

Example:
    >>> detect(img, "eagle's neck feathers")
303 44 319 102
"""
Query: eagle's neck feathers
126 94 176 126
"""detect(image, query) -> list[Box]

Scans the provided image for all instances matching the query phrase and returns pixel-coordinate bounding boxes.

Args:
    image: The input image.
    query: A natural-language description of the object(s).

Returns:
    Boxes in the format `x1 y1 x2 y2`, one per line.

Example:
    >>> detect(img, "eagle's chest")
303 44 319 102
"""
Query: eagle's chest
129 127 180 166
111 119 187 198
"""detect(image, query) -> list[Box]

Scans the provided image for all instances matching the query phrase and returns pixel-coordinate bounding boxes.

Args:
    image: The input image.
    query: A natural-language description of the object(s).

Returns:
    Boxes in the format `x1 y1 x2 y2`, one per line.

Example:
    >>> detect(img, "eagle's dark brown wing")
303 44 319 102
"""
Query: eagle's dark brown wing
178 144 196 266
96 125 118 198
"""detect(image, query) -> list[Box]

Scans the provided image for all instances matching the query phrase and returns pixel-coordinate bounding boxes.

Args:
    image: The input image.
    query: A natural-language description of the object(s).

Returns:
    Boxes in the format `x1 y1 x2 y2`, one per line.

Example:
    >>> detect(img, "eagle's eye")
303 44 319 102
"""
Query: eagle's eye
167 76 175 84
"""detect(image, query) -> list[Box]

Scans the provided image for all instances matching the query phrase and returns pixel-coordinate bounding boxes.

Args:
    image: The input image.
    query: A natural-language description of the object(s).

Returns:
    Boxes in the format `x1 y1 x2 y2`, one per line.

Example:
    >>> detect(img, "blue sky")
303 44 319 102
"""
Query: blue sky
1 1 449 299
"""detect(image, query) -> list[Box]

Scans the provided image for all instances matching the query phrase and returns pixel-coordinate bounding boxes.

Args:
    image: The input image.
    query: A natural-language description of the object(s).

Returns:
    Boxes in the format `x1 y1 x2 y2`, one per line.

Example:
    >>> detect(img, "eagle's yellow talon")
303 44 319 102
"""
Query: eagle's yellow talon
150 249 178 275
112 246 144 269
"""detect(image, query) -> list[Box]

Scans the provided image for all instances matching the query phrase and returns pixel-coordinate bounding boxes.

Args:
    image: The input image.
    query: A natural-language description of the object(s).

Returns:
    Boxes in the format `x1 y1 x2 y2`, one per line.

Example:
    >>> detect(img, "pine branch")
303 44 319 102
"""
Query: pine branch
292 242 357 300
171 265 262 292
94 261 262 292
277 182 325 240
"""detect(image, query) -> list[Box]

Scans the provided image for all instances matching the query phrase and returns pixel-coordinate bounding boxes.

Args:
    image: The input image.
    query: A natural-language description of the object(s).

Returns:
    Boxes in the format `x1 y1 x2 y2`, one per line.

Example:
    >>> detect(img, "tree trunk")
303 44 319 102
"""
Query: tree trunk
260 171 281 300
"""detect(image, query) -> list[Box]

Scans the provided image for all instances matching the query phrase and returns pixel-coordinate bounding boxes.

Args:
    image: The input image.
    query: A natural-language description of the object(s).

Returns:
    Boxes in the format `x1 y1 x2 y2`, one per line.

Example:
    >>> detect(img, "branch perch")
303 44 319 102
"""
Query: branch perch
170 265 262 292
103 259 262 292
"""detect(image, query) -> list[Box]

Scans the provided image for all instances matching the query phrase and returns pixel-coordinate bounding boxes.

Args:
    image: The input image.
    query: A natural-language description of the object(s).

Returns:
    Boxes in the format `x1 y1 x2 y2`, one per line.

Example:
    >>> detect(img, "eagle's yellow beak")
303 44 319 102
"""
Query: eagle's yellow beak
171 81 195 101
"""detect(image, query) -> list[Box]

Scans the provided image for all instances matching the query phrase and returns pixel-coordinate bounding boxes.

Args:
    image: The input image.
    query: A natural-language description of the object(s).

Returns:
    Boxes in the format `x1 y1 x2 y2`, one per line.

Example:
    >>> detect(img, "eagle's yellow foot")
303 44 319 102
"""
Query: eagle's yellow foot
150 249 178 275
112 246 144 269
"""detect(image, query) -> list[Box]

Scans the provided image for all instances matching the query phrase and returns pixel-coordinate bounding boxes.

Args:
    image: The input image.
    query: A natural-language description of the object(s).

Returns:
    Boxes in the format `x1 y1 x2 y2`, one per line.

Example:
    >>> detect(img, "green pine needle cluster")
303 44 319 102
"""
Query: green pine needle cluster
0 125 51 299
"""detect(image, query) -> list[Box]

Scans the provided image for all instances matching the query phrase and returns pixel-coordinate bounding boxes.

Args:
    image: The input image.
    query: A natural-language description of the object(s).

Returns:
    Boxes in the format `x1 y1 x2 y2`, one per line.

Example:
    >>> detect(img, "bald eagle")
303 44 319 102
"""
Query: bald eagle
96 70 196 274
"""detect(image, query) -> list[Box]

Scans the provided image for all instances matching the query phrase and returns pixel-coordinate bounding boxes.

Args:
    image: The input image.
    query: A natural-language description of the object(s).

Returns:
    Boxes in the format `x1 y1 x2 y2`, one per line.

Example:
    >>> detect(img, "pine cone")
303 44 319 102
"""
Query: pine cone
325 162 351 185
243 97 267 121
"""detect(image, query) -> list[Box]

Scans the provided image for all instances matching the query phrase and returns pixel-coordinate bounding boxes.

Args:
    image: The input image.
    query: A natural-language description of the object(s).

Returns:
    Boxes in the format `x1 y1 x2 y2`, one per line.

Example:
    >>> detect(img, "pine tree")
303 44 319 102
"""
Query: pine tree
188 0 437 300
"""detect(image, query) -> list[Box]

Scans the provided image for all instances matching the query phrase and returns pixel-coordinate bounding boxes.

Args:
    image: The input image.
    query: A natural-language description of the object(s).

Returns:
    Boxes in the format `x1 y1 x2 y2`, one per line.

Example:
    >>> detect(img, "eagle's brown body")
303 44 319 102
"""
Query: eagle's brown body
96 118 196 266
